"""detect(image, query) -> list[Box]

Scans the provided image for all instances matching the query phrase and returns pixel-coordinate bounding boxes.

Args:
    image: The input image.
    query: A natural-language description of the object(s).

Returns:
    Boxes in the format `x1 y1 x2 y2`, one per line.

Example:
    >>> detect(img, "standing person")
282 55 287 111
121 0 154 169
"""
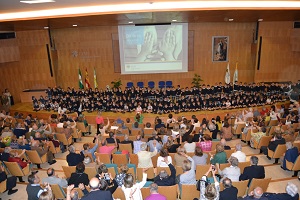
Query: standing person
4 89 12 106
96 111 104 135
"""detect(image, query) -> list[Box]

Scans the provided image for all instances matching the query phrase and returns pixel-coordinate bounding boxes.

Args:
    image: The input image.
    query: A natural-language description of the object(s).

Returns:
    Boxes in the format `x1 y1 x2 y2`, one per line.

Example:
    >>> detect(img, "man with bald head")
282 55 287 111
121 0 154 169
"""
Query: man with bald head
81 177 113 200
241 187 268 200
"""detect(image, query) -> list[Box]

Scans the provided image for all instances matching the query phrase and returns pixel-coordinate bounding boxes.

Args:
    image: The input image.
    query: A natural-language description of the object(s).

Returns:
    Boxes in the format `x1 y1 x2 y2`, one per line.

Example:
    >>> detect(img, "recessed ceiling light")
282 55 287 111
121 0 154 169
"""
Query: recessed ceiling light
20 0 55 4
228 18 234 21
44 26 49 29
72 24 77 27
172 19 177 22
258 19 263 22
128 21 133 24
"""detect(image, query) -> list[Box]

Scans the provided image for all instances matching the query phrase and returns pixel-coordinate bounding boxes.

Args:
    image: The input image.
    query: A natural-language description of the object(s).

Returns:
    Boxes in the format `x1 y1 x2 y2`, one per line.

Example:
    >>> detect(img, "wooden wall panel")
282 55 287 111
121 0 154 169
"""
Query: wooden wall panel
0 39 20 63
254 21 300 82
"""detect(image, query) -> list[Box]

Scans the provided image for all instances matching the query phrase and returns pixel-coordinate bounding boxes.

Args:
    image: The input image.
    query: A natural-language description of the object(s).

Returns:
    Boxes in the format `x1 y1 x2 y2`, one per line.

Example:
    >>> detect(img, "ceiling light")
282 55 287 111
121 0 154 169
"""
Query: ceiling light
228 18 234 21
128 21 133 24
172 19 177 22
72 24 77 27
44 26 49 29
20 0 55 4
258 19 263 22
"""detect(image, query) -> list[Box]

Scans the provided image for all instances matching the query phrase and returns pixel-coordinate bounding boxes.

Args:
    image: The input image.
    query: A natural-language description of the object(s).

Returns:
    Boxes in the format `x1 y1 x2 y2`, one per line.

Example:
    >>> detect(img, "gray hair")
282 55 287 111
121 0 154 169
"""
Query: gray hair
68 145 76 153
286 182 298 197
149 183 159 193
253 187 263 198
235 143 242 151
70 190 79 200
124 134 129 141
159 170 169 179
250 156 259 165
140 142 147 151
229 156 239 167
286 142 293 150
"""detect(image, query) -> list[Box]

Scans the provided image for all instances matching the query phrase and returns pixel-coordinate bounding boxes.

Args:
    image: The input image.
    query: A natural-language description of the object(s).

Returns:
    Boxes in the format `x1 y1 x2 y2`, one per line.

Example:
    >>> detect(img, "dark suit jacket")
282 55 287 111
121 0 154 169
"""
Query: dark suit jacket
81 190 113 200
66 152 84 166
68 173 89 187
268 138 286 152
106 138 120 144
262 192 299 200
239 165 265 186
154 163 176 186
220 186 238 200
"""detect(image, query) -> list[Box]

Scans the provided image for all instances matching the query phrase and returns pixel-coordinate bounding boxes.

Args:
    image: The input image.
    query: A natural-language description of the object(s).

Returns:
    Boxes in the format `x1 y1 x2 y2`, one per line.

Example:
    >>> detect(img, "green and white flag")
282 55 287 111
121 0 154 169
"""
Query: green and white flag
79 69 84 89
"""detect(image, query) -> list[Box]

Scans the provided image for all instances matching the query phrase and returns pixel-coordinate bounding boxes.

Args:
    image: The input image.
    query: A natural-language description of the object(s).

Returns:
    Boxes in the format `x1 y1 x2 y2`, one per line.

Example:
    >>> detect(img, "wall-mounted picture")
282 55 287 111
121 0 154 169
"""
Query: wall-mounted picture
212 36 229 62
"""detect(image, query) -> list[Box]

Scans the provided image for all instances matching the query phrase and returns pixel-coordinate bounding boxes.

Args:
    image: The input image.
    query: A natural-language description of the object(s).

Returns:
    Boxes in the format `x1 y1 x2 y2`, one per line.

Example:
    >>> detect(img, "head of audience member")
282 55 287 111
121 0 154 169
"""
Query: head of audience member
149 183 160 194
32 123 38 130
34 132 43 139
123 173 135 188
108 132 114 138
235 143 242 152
286 142 293 150
97 164 108 175
119 164 129 175
286 182 299 197
216 116 221 122
83 143 90 151
222 177 233 189
187 137 193 144
126 118 130 123
75 162 85 173
204 184 218 199
99 178 109 190
228 156 239 167
160 149 169 158
194 118 199 124
89 177 100 191
124 134 129 141
28 172 40 184
220 139 227 147
38 191 54 200
46 168 56 177
216 144 225 154
177 147 186 156
194 146 203 157
275 132 283 140
68 145 76 153
133 122 139 129
157 118 162 124
203 134 212 141
136 135 142 141
182 159 192 172
145 122 151 128
140 143 147 151
253 187 264 198
31 140 40 147
250 156 259 166
223 120 230 128
101 139 107 146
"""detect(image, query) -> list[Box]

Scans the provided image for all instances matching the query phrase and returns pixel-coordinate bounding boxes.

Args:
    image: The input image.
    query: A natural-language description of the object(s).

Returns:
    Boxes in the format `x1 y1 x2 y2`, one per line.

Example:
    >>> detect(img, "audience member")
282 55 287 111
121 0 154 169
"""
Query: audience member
231 143 246 162
66 145 84 166
145 183 167 200
210 144 227 165
137 142 157 168
154 156 176 186
239 156 265 186
219 177 238 200
42 168 68 188
216 156 240 182
68 162 89 187
192 146 208 168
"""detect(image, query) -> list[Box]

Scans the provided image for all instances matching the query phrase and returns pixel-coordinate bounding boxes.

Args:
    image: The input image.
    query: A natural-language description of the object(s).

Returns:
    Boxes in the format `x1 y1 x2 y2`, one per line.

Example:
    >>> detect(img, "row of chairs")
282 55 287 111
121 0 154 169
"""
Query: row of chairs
126 81 173 89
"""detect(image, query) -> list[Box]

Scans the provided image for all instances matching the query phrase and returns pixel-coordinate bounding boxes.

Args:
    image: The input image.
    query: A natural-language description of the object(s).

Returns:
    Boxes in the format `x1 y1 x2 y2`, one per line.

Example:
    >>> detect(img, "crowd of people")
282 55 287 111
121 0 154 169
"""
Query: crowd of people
30 81 300 114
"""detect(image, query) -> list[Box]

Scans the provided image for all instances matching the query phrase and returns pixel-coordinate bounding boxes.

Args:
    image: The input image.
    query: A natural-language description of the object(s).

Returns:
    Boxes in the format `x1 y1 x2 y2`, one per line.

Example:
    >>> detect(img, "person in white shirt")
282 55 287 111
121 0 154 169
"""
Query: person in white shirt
183 137 196 153
157 149 173 167
133 135 143 154
216 156 241 182
137 142 157 168
231 143 246 162
243 108 254 121
122 168 148 200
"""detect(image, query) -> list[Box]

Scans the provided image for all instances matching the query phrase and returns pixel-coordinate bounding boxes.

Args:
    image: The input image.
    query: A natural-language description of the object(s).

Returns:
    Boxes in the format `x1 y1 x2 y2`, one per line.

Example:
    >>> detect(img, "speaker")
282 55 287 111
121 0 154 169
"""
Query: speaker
46 44 53 77
294 22 300 28
0 32 16 39
257 36 263 70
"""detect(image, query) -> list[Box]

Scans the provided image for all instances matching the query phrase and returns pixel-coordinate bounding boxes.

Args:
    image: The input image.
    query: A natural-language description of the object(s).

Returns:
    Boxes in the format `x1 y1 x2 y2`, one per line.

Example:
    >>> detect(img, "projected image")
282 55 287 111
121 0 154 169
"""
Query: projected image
118 23 188 74
212 36 229 62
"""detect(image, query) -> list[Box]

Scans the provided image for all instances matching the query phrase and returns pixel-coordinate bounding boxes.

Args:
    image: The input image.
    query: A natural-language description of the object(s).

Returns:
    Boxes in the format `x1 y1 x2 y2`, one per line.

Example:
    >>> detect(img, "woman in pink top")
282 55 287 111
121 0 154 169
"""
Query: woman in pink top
96 111 104 135
98 138 117 157
197 134 212 151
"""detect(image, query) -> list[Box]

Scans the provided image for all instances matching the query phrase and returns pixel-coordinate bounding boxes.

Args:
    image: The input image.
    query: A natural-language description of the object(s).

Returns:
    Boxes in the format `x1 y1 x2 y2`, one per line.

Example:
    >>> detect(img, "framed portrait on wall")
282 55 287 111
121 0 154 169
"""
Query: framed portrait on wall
212 36 229 62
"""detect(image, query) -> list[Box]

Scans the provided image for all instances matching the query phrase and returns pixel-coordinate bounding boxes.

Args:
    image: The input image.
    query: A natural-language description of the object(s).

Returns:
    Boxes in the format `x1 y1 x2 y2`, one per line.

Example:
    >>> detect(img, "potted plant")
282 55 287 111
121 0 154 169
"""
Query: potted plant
111 79 122 89
192 73 203 88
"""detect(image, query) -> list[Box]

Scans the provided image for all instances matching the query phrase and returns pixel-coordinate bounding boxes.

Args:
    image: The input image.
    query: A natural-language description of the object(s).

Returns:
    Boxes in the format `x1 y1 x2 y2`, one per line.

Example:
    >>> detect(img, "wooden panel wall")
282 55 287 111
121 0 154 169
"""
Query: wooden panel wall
254 21 300 82
0 30 56 103
0 38 20 63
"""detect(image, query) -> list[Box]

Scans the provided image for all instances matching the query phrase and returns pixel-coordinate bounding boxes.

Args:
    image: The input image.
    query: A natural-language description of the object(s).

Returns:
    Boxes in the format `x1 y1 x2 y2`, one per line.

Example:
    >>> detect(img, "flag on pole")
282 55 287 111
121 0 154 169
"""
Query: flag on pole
225 62 230 84
78 69 84 89
233 62 238 84
94 68 98 89
85 68 91 89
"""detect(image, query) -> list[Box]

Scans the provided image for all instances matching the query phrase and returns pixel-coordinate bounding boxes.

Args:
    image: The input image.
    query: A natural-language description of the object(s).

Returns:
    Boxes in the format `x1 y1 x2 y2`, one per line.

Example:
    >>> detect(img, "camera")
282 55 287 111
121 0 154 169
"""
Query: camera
104 173 110 181
212 165 216 171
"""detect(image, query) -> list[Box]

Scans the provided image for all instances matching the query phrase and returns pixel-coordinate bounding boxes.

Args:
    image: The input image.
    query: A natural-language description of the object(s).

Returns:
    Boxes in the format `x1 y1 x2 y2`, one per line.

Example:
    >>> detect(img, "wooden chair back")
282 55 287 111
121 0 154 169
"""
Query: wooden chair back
286 156 300 171
268 144 286 158
119 143 133 154
238 161 250 173
158 184 178 200
55 127 64 133
77 122 87 133
220 180 249 197
131 129 140 136
107 167 117 178
176 166 183 176
248 178 271 193
219 163 231 171
224 149 235 159
50 184 66 199
10 149 28 160
128 135 136 142
55 133 72 146
137 167 155 182
48 141 61 154
72 128 82 139
269 120 278 127
144 128 154 135
293 142 300 152
169 153 176 165
211 141 219 151
95 153 111 164
234 124 246 135
3 161 30 176
254 136 272 149
141 187 151 199
113 154 128 166
129 154 138 166
85 167 97 180
0 179 7 193
151 153 159 167
113 187 126 199
181 184 199 199
196 164 211 179
26 150 47 164
62 166 76 179
157 166 171 176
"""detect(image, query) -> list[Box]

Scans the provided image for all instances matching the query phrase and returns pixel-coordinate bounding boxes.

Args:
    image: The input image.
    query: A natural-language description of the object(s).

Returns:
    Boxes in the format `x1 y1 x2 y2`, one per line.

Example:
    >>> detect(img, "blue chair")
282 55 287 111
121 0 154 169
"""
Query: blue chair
126 82 134 88
166 81 173 88
148 81 155 89
158 81 165 89
137 82 144 88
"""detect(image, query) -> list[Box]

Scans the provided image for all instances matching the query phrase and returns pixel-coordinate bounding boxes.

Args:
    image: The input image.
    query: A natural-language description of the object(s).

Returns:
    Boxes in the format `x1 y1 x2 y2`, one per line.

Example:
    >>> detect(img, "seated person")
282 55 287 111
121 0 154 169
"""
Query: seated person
210 144 227 165
219 177 238 200
263 182 299 200
66 145 84 166
68 162 89 187
239 156 265 186
281 142 298 170
154 157 176 186
81 137 99 161
198 165 220 200
216 156 240 182
120 134 133 150
192 146 208 168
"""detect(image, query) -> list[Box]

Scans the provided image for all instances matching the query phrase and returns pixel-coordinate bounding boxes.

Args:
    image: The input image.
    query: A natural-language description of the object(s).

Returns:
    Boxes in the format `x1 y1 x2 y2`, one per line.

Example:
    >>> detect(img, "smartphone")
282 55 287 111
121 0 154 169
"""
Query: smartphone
212 165 216 171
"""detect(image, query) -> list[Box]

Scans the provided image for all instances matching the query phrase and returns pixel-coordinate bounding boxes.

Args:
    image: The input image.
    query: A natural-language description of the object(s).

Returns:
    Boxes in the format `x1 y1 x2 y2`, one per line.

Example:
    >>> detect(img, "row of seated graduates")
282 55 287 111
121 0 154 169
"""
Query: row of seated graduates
31 81 292 113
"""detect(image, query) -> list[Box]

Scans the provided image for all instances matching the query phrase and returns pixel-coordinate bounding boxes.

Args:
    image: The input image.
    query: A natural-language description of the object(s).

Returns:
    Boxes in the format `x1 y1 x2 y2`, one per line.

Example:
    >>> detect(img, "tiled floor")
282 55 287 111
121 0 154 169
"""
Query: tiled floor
1 125 300 200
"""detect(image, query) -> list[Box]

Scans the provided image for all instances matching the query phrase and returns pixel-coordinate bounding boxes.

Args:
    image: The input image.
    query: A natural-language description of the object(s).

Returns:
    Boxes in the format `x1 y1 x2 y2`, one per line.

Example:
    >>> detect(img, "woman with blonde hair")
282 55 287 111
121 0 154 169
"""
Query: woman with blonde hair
210 144 227 165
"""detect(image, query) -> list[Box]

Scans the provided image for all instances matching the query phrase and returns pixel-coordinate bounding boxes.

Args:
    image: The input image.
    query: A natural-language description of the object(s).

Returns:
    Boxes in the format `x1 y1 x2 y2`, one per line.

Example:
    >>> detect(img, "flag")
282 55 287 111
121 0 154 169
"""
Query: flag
78 69 84 89
85 68 91 89
225 62 230 84
233 62 238 84
94 68 98 88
